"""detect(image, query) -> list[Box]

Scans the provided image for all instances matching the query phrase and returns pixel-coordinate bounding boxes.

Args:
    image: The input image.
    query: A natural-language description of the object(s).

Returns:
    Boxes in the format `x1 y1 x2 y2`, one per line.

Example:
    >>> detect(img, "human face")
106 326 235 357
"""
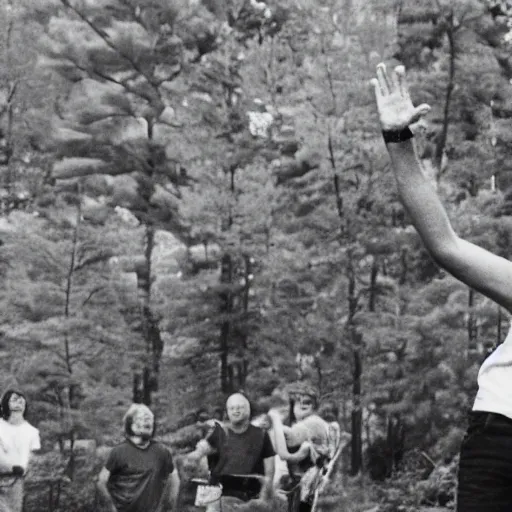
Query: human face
131 410 154 440
226 394 250 425
293 395 314 421
8 394 26 415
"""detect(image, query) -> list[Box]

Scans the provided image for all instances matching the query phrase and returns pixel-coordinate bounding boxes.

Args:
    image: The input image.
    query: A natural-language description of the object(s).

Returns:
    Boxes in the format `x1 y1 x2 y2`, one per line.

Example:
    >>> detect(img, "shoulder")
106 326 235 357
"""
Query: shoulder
207 422 226 443
105 442 131 470
305 415 329 428
298 415 330 437
22 421 39 435
109 441 130 455
247 424 268 442
248 424 265 435
150 441 173 454
207 420 225 436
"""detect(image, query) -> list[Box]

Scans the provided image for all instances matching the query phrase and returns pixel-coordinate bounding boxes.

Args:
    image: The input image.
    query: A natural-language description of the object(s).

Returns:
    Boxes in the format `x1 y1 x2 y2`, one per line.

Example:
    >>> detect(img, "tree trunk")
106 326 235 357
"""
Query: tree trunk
435 11 456 178
330 137 363 474
238 254 252 388
368 256 378 312
467 288 477 356
219 253 233 394
132 226 162 405
64 185 81 373
350 328 363 475
399 248 408 285
348 257 363 475
2 0 16 195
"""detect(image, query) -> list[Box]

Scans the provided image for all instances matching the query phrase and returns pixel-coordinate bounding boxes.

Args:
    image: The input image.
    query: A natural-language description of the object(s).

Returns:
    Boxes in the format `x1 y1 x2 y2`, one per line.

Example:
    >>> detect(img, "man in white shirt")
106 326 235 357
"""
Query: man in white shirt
371 62 512 511
0 389 41 512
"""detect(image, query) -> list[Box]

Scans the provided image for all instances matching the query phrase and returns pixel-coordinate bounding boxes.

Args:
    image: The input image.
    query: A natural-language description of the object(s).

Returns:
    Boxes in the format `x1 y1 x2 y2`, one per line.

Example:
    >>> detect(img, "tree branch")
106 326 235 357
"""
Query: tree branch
81 286 106 307
60 0 159 90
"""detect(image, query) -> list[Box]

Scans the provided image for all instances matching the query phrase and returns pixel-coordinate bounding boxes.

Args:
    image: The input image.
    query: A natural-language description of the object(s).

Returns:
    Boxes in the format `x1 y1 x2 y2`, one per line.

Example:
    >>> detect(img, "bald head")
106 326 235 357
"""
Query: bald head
226 393 251 425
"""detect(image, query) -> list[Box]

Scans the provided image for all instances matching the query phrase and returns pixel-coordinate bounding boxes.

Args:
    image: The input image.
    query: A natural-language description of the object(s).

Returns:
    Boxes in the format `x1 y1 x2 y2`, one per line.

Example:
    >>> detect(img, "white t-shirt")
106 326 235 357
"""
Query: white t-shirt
473 321 512 419
0 419 40 470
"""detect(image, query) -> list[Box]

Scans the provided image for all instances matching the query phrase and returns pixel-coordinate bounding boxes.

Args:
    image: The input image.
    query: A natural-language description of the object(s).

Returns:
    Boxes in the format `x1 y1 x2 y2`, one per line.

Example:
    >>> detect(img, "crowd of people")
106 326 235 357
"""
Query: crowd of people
0 381 346 512
185 383 348 512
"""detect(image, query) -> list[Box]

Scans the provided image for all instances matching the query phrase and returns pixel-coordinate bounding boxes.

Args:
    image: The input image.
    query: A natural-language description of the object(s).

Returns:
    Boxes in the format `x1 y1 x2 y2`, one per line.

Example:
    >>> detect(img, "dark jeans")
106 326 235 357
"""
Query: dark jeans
457 411 512 511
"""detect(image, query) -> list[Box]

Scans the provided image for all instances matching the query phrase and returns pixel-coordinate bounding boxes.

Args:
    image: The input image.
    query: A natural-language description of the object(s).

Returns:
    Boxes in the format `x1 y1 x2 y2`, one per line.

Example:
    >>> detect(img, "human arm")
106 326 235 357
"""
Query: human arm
31 429 41 452
267 410 310 462
0 437 20 474
372 63 512 314
262 456 275 496
161 447 180 510
96 468 117 512
258 430 275 497
167 468 180 511
187 438 215 463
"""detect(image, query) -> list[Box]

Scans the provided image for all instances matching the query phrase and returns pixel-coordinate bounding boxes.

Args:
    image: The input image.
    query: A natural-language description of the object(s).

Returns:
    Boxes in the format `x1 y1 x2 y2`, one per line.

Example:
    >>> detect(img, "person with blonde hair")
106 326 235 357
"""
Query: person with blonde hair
97 404 180 512
268 383 330 512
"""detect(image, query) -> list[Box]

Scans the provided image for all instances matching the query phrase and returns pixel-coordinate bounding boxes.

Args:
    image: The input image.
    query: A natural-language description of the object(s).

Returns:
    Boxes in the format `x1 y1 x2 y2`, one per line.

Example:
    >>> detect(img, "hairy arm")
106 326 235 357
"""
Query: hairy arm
388 141 512 313
96 468 117 512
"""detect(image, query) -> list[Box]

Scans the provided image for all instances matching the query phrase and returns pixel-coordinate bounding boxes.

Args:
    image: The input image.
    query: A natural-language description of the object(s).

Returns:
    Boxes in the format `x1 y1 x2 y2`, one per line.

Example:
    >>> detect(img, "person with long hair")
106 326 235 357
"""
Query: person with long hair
371 61 512 511
0 388 41 512
268 383 330 512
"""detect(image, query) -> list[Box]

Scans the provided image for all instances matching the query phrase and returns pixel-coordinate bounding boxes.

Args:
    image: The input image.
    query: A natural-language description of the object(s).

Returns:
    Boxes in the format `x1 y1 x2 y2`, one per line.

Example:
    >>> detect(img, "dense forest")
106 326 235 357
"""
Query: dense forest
1 0 512 510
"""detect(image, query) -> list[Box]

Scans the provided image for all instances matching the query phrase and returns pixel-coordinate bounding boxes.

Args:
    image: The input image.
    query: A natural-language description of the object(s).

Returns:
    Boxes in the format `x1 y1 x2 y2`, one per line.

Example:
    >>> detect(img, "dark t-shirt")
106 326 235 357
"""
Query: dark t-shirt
106 440 175 512
207 424 275 477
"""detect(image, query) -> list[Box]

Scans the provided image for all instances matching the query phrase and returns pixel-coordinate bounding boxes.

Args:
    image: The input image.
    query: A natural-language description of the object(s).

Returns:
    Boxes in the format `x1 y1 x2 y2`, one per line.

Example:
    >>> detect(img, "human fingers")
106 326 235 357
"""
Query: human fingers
394 65 410 101
376 63 392 95
370 78 382 105
410 103 431 124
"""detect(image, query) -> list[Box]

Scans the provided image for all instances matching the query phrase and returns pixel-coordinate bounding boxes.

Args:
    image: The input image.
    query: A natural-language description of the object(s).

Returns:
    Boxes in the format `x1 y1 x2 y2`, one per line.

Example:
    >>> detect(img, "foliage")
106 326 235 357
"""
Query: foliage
1 0 512 508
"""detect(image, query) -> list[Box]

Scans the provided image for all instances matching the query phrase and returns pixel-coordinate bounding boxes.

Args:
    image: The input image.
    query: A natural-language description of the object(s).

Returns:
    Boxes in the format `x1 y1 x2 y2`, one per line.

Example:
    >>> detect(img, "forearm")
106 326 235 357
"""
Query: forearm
387 140 512 311
190 439 213 460
264 459 275 485
169 475 180 510
0 453 17 473
283 448 309 462
96 482 116 511
271 418 299 461
387 140 458 257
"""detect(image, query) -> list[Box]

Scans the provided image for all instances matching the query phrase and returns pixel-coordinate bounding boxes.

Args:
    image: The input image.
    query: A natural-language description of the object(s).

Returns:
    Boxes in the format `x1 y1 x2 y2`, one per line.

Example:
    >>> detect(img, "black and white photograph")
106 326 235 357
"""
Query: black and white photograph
0 0 512 511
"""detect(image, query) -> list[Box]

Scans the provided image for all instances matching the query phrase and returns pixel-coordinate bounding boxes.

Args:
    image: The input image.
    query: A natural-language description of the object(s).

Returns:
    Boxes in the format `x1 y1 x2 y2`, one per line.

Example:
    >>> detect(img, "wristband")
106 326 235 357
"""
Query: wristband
382 127 414 144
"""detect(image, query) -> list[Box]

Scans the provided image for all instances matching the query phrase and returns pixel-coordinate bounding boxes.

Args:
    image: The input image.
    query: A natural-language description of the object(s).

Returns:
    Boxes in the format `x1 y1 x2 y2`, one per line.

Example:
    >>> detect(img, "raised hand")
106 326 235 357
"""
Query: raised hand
370 63 431 131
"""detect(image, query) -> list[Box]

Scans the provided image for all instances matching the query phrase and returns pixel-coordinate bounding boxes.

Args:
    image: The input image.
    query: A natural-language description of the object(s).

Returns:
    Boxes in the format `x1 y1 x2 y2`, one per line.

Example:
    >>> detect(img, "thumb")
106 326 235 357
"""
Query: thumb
410 103 431 123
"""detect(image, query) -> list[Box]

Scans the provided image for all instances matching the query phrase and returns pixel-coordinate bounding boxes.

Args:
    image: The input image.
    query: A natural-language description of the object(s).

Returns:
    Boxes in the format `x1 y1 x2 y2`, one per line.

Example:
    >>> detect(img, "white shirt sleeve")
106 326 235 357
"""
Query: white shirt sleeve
30 428 41 451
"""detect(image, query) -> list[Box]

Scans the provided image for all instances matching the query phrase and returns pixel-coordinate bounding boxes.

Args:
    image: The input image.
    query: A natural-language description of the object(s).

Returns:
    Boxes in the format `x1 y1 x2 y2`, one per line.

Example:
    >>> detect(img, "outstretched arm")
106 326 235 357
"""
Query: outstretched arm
372 63 512 314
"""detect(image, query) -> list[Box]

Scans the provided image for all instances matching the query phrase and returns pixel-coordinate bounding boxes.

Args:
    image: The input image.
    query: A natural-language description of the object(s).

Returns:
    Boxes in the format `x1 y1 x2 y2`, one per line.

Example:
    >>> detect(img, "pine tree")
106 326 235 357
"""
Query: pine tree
36 0 232 403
